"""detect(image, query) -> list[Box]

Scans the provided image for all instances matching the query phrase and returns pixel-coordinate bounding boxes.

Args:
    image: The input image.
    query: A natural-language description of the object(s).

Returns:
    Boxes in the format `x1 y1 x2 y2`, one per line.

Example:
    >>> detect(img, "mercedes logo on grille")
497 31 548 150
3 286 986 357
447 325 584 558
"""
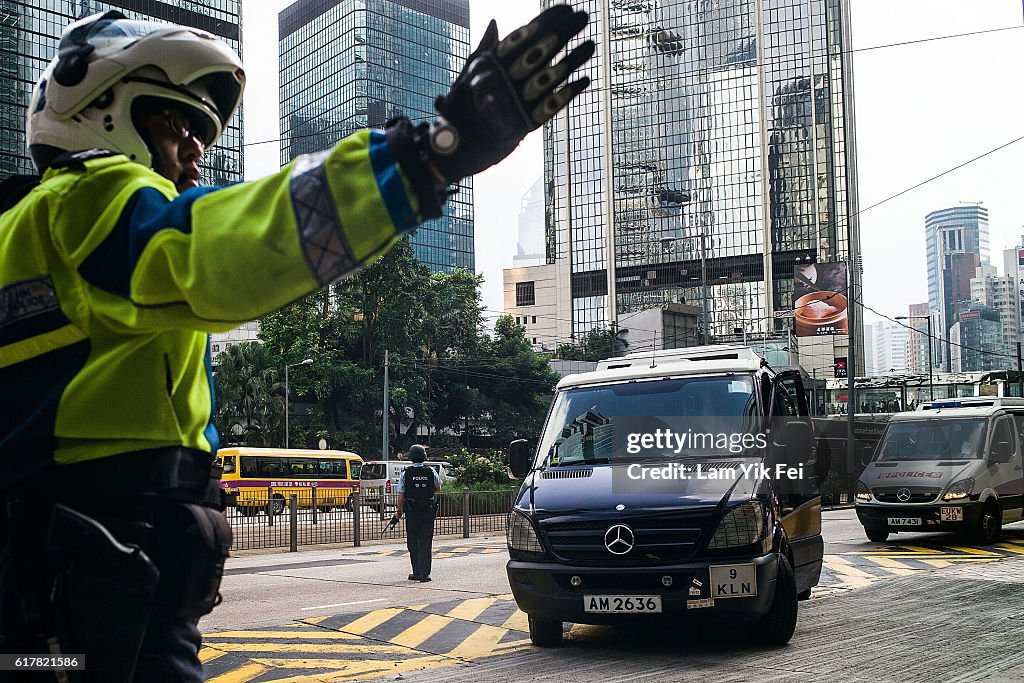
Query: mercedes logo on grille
604 524 635 555
896 488 912 502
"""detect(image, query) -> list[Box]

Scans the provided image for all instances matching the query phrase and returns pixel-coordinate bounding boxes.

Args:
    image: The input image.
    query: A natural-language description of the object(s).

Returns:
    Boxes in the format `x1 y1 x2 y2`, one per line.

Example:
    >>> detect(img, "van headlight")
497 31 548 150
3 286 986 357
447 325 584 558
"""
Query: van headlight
943 477 975 502
708 501 767 549
856 481 872 502
507 510 544 555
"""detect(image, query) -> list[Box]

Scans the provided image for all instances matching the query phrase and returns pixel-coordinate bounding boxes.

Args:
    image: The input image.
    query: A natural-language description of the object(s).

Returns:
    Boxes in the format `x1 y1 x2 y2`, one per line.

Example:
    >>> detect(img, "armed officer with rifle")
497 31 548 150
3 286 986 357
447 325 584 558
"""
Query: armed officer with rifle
0 6 594 681
391 445 443 582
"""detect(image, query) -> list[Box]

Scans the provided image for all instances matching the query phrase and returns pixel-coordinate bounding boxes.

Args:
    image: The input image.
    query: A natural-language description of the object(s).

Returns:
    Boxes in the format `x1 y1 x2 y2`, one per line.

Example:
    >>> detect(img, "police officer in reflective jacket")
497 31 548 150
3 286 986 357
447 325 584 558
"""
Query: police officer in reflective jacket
392 445 442 582
0 7 592 681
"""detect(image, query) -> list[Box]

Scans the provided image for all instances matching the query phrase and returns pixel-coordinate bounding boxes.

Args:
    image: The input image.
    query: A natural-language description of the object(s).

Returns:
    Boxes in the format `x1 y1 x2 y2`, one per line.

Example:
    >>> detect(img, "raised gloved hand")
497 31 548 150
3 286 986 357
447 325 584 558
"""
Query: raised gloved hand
429 4 594 182
386 4 594 221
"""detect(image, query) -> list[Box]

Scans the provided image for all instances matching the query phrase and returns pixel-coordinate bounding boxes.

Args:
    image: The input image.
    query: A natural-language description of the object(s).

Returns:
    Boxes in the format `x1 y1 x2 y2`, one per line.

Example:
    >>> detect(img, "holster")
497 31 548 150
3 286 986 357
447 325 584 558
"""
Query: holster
46 504 160 683
151 503 231 618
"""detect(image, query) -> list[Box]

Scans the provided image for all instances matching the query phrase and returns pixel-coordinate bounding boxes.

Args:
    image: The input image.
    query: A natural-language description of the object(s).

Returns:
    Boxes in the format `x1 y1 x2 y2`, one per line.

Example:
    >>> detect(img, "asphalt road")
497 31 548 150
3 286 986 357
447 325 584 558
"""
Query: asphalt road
201 509 1024 682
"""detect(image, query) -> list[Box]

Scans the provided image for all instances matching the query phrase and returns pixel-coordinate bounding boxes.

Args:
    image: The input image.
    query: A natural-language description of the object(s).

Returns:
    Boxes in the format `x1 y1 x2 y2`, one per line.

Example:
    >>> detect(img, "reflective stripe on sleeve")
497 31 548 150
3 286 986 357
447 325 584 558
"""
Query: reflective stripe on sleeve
288 149 357 286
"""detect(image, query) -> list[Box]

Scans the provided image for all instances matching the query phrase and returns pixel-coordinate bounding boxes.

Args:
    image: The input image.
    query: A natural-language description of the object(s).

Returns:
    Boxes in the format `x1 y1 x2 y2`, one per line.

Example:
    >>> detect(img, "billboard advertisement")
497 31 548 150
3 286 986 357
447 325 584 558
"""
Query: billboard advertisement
793 261 849 337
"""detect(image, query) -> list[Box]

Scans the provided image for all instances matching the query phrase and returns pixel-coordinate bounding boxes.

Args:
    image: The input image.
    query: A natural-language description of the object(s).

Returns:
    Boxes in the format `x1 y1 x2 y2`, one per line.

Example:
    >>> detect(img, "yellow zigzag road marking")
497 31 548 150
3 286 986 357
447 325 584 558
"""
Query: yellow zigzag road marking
500 609 530 633
445 597 498 621
859 556 915 575
202 642 415 655
333 608 405 635
824 556 879 588
210 630 361 640
391 613 455 648
448 623 516 660
206 662 271 683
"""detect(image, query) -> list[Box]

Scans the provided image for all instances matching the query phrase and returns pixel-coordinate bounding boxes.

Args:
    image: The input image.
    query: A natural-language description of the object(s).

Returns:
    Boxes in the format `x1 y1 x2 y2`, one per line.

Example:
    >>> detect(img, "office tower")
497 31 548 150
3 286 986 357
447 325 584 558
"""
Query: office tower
0 1 243 184
278 0 472 273
1003 239 1024 360
514 178 546 268
535 0 861 376
868 321 909 375
971 264 1017 364
904 302 930 375
924 203 989 368
949 301 1002 372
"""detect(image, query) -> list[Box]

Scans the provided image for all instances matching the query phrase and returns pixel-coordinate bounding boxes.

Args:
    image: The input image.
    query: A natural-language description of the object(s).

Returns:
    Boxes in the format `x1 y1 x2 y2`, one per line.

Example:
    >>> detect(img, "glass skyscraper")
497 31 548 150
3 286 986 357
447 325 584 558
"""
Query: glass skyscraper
278 0 473 273
543 0 861 372
0 0 243 184
925 203 989 369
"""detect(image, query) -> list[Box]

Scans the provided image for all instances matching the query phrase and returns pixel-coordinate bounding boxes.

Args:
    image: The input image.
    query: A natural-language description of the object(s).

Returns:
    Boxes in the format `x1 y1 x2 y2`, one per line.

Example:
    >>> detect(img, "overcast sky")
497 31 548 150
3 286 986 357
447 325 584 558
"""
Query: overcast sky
238 0 1024 329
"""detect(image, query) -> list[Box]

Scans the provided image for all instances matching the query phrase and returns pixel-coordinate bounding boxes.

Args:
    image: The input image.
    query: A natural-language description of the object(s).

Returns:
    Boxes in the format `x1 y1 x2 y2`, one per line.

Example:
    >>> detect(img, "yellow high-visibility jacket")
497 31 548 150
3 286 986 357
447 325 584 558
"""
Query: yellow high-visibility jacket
0 131 419 488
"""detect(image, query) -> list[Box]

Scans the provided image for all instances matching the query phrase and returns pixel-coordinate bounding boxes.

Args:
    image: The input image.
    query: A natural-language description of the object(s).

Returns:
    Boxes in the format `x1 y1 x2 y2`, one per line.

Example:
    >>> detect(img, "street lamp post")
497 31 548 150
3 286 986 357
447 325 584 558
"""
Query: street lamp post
284 358 314 448
897 315 934 401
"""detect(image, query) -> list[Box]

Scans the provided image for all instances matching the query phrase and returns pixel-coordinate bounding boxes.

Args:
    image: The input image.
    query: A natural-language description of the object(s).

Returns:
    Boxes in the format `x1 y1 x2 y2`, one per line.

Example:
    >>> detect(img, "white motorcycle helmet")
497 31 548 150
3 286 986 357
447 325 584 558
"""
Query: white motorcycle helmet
26 10 245 172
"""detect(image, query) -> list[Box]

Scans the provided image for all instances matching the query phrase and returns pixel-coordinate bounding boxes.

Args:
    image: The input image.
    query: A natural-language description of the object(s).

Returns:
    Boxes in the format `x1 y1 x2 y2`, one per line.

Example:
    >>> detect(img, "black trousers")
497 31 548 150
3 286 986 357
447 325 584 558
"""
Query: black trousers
404 499 436 578
0 448 227 683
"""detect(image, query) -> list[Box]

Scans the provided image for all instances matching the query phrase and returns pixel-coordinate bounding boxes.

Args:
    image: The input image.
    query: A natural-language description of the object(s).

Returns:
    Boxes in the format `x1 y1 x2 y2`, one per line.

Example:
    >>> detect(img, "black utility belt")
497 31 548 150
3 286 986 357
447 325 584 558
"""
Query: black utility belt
19 447 218 503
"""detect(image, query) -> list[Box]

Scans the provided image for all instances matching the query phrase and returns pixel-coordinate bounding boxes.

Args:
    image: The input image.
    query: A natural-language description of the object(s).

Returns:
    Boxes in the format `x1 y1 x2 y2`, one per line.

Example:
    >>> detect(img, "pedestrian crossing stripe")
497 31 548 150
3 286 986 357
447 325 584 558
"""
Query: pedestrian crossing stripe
815 541 1023 593
364 543 505 559
201 596 532 682
203 541 1024 678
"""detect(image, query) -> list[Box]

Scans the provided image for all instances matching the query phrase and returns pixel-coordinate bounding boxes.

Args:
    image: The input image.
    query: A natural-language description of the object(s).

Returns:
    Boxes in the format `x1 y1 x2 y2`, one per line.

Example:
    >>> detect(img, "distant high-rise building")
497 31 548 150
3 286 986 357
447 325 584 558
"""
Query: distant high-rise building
971 264 1017 365
514 177 546 268
1 1 243 184
1003 238 1024 357
868 321 909 375
949 301 1002 372
525 0 862 377
904 302 931 375
925 204 989 367
278 0 472 273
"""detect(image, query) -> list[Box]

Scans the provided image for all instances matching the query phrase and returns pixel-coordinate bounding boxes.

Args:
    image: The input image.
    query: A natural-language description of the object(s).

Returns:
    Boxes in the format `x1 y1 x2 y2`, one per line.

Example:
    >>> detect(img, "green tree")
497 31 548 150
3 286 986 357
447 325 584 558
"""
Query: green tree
477 315 558 444
212 341 282 446
555 326 628 361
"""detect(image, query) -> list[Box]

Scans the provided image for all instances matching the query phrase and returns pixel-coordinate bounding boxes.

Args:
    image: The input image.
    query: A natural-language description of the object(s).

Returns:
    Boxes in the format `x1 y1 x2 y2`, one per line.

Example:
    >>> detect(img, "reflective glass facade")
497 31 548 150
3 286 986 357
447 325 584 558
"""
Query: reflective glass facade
0 0 243 184
544 0 861 360
925 204 989 368
279 0 472 273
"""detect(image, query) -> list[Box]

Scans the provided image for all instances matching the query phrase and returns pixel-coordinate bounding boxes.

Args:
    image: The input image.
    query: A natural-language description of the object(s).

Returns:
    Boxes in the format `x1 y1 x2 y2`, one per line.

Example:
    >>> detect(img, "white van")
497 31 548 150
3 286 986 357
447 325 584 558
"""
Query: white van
856 397 1024 545
359 459 451 507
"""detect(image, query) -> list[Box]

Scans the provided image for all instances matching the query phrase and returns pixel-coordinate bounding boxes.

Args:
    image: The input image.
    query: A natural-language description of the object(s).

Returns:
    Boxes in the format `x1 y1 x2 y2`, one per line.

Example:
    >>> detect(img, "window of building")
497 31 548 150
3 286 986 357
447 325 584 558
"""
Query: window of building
516 281 536 307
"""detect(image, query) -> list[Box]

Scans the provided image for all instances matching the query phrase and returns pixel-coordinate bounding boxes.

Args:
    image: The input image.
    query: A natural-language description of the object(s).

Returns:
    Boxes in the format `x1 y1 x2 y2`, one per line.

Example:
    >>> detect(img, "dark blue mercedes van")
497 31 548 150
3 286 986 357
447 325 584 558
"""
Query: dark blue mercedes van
506 345 827 647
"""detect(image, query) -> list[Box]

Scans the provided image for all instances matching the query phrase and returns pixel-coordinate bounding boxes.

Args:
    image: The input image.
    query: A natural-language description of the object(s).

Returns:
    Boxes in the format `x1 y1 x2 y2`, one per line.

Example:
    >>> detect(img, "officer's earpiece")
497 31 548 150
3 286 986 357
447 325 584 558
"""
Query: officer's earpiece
53 43 95 86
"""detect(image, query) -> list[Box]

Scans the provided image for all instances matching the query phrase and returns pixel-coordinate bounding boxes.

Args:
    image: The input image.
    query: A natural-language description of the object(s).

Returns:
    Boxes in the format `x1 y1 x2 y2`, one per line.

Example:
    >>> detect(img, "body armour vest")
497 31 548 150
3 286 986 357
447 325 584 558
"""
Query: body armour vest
405 468 435 500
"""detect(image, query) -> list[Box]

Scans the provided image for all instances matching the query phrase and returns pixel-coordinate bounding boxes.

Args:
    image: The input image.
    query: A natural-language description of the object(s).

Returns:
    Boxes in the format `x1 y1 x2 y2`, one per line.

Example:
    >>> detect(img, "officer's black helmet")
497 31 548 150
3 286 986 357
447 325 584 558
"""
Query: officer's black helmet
408 444 427 463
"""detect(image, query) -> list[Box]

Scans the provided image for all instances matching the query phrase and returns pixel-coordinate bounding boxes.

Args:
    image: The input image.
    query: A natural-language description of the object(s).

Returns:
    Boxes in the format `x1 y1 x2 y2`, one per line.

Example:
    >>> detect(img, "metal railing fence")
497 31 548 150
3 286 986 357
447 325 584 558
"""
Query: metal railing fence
224 486 516 552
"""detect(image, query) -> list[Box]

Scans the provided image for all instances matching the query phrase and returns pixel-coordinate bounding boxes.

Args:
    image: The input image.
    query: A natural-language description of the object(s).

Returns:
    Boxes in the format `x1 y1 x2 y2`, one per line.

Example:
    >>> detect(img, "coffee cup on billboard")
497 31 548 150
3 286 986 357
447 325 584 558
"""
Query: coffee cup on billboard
794 291 848 336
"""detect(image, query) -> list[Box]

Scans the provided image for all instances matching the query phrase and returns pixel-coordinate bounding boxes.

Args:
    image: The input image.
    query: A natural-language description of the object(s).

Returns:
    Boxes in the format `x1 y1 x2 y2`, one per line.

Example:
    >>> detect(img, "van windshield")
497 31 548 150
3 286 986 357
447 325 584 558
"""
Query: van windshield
536 375 759 467
360 464 386 480
875 418 987 461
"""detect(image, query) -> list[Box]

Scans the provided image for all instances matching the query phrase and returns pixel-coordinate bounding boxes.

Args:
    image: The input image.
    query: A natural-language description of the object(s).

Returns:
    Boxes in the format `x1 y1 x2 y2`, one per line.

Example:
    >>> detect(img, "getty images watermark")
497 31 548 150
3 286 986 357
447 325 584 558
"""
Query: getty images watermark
607 417 812 494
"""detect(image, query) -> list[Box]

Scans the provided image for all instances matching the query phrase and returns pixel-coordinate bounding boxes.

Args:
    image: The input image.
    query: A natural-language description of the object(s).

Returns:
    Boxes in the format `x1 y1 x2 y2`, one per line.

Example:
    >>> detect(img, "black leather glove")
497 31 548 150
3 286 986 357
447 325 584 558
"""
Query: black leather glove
430 5 594 182
386 5 593 221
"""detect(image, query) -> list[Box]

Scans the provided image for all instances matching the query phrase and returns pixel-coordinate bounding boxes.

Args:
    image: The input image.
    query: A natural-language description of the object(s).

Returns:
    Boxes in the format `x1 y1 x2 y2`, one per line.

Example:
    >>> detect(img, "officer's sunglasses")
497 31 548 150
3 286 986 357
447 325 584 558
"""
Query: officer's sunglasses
155 109 207 145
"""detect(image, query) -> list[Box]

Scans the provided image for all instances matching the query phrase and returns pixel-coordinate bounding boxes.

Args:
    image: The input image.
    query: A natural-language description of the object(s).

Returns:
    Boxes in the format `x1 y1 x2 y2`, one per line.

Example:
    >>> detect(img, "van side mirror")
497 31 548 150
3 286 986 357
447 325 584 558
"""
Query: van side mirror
990 441 1014 464
771 420 814 455
509 439 532 478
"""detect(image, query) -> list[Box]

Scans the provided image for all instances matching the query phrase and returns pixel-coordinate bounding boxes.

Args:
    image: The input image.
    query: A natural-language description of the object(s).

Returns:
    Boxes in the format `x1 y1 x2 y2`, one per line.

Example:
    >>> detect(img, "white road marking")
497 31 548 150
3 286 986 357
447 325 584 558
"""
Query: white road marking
301 598 387 611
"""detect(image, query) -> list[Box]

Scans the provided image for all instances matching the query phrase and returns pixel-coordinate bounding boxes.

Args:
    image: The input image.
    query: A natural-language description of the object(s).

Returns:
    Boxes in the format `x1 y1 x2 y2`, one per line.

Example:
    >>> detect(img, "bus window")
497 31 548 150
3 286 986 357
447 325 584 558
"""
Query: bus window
316 458 346 477
220 455 236 474
254 457 286 477
289 458 315 477
239 457 256 477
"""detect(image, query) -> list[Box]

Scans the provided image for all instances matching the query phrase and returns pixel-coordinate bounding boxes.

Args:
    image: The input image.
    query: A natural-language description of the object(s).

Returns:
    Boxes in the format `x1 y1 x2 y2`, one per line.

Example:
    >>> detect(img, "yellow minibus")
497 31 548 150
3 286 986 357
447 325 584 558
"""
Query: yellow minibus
216 447 362 516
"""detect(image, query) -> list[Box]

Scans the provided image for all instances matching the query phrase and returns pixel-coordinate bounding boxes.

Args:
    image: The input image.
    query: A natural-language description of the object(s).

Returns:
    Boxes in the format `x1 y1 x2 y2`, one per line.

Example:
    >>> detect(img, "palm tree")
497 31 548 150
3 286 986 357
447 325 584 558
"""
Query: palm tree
213 342 282 446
